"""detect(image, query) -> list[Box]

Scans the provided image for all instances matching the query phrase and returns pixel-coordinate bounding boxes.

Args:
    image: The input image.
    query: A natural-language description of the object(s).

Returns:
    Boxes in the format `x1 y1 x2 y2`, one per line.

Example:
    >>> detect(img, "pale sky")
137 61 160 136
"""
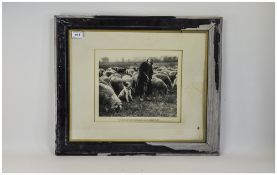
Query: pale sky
96 49 182 62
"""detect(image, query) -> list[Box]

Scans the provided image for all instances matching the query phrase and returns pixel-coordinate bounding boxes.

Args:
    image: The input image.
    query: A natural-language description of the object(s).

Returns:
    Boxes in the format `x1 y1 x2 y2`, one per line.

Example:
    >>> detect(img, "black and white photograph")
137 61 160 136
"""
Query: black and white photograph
97 49 181 118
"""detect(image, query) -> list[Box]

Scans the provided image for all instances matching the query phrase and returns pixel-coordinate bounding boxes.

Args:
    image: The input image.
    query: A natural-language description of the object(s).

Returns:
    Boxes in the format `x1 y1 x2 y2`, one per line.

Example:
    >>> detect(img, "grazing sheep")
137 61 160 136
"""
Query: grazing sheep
110 66 126 74
129 66 138 71
107 67 116 72
168 71 177 82
99 83 122 113
110 76 133 102
132 72 139 93
156 66 167 71
116 67 126 74
109 73 121 79
125 68 135 76
167 67 177 71
122 74 134 94
122 74 133 84
153 73 172 89
103 69 116 77
154 70 170 76
99 68 105 77
151 77 168 95
110 66 119 71
172 74 178 88
118 83 133 102
153 70 159 74
160 70 170 76
99 75 111 86
110 76 124 94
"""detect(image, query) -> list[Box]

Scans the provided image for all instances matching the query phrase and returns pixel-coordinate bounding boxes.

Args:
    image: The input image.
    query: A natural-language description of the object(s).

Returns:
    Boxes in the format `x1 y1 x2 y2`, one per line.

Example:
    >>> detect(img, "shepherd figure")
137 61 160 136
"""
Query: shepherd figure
136 58 153 101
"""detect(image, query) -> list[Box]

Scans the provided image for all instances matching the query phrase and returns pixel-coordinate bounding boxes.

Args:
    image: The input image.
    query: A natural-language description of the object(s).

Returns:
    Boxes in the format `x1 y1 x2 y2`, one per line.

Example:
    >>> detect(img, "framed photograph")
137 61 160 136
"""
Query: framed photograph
55 16 222 155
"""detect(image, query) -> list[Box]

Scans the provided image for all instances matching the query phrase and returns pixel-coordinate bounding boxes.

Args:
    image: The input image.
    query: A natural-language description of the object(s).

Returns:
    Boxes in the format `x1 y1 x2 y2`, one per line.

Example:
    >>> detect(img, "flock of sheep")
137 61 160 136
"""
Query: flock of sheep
99 64 178 114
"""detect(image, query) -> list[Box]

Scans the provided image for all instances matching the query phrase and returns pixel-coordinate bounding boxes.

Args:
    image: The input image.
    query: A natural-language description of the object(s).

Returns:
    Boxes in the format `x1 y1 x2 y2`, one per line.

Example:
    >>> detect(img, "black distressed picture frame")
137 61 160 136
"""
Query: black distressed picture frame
55 16 222 155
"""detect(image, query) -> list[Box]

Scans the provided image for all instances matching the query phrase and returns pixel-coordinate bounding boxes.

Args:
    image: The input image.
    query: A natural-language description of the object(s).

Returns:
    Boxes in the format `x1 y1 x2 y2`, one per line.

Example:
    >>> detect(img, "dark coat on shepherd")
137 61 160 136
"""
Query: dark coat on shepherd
136 61 153 97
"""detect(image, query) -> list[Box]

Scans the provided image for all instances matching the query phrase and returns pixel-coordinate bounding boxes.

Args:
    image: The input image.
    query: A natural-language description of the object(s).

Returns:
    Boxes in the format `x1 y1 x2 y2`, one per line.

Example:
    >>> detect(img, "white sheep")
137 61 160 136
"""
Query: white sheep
151 77 168 95
110 76 133 102
99 83 122 113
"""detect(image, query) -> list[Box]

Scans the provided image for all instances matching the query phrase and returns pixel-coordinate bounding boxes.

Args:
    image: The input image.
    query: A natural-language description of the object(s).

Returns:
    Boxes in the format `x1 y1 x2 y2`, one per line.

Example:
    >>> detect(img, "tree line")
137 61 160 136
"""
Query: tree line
101 56 178 63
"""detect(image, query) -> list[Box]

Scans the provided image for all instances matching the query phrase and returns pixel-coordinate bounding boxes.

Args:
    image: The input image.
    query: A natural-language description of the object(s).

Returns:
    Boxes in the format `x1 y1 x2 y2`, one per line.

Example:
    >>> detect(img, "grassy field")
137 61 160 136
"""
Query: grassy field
99 88 177 117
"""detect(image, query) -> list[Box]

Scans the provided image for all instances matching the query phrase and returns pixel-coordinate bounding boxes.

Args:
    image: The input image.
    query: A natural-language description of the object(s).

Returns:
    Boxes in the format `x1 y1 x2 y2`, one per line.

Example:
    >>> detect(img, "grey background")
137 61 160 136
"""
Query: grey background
3 2 275 173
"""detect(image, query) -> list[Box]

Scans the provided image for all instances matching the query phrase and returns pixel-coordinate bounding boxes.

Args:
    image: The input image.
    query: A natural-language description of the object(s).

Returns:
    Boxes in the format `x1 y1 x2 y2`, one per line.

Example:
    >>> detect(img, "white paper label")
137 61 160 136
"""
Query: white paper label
72 31 84 39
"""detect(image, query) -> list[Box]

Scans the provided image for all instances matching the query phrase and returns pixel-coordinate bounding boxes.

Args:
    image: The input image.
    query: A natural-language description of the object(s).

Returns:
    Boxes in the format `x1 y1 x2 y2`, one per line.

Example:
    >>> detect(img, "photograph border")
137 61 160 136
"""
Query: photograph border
93 48 183 123
55 16 222 155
